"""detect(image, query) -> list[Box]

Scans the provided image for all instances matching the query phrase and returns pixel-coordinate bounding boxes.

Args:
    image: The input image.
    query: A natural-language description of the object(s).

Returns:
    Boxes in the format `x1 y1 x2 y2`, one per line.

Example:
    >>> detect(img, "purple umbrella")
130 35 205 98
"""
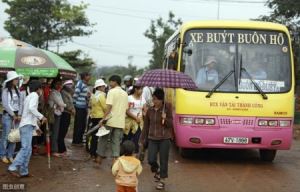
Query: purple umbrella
135 69 197 89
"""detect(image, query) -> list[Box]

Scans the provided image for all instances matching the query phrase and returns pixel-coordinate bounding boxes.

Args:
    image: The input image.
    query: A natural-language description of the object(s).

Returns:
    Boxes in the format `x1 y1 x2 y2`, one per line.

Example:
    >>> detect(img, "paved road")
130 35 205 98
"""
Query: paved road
1 139 300 192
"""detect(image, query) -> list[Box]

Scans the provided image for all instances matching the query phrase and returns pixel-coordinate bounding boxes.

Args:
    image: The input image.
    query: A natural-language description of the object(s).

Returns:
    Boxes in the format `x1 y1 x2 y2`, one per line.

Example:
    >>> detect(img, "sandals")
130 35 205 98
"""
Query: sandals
154 172 160 182
156 181 165 190
8 170 21 178
20 173 34 178
52 153 62 158
8 170 34 178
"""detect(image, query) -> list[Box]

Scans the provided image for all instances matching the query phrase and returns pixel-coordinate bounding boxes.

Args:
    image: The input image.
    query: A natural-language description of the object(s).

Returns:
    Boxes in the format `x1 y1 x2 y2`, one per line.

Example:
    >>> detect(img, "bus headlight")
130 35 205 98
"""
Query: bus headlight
180 117 193 125
279 120 291 127
258 120 268 126
194 118 205 124
205 118 215 125
268 120 278 127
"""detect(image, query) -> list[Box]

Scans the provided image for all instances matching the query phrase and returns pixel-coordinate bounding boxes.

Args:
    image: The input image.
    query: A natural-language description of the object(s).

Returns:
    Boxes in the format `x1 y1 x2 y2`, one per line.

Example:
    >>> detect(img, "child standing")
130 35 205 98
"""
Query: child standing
8 80 47 177
112 140 142 192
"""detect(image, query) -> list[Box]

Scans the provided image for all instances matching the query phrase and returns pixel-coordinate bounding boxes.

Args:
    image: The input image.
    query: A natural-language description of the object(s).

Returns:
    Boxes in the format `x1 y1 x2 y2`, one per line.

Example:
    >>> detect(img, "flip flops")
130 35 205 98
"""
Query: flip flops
20 173 34 178
8 170 34 178
156 181 165 190
7 170 21 178
154 172 160 182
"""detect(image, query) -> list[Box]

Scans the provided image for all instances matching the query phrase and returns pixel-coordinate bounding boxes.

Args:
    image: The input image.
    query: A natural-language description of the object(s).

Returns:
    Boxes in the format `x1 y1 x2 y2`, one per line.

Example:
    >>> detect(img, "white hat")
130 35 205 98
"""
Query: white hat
3 71 23 86
124 75 133 81
96 126 110 137
63 80 74 86
94 79 107 88
204 56 217 66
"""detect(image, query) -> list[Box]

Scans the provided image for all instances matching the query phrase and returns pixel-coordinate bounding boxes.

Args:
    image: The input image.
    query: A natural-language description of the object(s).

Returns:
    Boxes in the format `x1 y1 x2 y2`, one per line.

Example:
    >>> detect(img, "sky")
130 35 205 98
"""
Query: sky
0 0 272 69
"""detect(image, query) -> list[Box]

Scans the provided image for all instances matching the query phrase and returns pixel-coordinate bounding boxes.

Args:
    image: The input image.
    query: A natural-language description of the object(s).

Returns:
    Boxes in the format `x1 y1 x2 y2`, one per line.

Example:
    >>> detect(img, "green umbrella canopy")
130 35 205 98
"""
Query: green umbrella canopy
0 37 32 48
0 46 77 78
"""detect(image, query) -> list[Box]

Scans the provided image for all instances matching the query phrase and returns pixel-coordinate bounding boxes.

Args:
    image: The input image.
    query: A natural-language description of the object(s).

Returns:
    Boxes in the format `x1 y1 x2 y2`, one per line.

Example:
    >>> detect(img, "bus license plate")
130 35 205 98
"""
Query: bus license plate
223 137 249 144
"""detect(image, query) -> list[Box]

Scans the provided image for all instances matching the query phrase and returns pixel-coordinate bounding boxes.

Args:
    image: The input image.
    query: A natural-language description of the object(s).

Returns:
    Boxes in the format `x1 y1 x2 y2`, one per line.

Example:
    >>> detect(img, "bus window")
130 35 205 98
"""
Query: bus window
167 51 178 70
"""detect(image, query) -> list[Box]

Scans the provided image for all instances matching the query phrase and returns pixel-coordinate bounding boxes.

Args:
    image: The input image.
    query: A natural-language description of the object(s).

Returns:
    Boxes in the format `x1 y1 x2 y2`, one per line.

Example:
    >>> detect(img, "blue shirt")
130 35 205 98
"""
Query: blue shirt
73 80 88 109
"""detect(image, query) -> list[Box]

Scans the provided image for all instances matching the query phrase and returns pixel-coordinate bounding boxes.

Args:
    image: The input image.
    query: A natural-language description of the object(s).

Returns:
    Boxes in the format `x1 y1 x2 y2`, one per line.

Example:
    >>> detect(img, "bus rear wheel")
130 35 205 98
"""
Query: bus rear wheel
259 149 277 162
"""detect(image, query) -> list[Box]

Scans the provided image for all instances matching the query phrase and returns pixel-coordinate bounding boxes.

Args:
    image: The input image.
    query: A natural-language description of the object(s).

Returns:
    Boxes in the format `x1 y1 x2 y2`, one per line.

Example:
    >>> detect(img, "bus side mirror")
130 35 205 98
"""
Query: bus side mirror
183 47 193 56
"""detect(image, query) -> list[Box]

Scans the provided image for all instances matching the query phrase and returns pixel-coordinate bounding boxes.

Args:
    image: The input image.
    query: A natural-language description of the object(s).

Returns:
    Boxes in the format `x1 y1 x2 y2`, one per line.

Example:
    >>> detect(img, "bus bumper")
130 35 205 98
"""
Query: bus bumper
174 117 293 150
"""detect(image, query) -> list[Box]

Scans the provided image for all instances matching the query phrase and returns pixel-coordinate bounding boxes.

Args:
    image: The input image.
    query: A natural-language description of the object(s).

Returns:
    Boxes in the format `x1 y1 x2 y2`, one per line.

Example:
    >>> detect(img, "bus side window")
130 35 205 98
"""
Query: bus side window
167 51 178 70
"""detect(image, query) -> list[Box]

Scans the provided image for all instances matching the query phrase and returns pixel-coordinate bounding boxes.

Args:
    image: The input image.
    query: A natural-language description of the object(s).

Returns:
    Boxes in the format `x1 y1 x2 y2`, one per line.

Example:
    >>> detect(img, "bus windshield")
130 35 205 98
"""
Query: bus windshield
181 29 291 93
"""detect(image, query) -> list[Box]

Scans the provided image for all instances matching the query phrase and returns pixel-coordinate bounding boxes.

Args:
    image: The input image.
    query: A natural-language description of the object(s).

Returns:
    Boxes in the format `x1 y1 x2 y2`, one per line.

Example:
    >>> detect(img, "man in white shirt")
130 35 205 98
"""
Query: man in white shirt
8 80 47 178
96 75 128 165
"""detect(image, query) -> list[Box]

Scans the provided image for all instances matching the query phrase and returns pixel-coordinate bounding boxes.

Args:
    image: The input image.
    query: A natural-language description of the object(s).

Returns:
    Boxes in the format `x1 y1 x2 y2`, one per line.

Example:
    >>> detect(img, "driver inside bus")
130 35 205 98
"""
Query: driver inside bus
196 56 219 88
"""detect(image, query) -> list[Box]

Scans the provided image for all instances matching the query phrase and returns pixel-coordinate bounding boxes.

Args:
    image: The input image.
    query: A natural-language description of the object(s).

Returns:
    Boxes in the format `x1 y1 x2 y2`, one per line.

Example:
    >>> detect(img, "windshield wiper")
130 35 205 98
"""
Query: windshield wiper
239 54 268 100
241 68 268 100
206 57 236 98
206 70 234 98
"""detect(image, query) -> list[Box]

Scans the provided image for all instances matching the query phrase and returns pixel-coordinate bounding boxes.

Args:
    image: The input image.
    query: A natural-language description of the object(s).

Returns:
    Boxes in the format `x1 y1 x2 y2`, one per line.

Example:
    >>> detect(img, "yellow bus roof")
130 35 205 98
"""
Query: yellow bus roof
180 20 289 33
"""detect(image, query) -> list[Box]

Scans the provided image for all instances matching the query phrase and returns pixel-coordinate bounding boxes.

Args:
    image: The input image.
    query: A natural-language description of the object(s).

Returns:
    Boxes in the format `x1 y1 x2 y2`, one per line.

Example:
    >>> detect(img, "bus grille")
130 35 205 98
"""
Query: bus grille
219 118 254 126
243 119 254 126
220 118 231 125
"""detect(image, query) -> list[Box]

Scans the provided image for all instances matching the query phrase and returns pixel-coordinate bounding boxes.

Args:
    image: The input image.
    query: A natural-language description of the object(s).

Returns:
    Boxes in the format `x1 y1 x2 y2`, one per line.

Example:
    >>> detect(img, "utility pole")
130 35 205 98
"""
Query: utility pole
217 0 220 20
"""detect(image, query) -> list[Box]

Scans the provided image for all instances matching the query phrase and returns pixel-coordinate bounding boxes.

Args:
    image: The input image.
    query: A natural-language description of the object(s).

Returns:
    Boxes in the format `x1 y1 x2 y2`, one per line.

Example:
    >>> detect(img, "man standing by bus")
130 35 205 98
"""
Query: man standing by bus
96 75 128 165
72 72 91 146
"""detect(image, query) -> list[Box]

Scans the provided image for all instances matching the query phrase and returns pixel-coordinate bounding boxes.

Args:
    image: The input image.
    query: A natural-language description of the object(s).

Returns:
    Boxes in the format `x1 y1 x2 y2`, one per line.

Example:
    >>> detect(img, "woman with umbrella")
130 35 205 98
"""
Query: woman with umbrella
0 71 23 164
139 88 174 190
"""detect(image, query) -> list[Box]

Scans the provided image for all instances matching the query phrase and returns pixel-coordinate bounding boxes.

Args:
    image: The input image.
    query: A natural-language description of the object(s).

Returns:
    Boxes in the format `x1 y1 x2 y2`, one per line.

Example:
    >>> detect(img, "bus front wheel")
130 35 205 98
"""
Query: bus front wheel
259 149 277 162
179 147 190 158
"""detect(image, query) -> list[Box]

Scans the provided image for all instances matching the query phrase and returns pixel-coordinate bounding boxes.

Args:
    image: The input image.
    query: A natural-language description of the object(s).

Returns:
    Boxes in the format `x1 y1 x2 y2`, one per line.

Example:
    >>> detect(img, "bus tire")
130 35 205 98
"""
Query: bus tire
179 147 189 158
259 149 277 162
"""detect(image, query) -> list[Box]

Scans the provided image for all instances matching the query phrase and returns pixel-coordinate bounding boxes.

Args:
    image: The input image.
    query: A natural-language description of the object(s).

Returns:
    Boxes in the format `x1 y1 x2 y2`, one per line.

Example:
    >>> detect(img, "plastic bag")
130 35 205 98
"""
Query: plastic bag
8 123 20 143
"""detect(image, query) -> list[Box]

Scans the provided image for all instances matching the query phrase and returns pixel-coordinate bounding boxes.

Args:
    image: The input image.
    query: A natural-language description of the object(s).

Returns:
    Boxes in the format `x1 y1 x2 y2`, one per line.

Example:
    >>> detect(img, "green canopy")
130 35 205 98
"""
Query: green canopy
0 46 76 78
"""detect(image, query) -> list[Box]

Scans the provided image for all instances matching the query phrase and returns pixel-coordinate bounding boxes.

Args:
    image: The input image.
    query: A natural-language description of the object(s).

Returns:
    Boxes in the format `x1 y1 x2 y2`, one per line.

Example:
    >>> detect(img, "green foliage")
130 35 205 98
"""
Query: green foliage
57 50 94 73
256 0 300 82
3 0 94 49
144 12 182 69
267 0 300 19
94 64 144 81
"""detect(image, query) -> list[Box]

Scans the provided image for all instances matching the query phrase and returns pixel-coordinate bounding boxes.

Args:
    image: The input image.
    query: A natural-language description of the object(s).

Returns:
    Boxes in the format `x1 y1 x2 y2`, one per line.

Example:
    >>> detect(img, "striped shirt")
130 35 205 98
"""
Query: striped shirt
73 80 88 109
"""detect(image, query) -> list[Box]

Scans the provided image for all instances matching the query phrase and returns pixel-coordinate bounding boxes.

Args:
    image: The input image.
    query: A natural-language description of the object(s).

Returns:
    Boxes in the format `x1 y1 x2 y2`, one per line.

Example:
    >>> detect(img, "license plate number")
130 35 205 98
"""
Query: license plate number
223 137 249 144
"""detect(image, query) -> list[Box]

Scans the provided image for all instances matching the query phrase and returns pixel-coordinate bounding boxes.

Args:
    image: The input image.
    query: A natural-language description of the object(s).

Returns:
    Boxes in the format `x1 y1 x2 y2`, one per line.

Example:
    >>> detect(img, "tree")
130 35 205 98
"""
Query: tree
256 0 300 83
57 50 94 72
95 64 144 81
144 12 182 69
3 0 94 49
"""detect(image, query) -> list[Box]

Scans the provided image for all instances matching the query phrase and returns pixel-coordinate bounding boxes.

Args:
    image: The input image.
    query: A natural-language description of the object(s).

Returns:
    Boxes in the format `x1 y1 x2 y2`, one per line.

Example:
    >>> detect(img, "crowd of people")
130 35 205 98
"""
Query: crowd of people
0 71 174 191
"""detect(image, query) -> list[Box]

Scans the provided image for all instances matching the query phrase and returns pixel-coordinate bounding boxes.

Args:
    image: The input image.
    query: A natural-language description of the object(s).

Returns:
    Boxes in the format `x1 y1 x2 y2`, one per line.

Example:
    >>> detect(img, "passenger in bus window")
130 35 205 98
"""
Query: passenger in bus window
167 51 178 70
195 56 219 88
244 61 267 80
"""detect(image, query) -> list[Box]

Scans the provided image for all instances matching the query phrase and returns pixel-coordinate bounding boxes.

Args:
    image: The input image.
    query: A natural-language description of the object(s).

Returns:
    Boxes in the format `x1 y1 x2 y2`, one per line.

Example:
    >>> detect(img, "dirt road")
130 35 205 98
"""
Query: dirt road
1 138 300 192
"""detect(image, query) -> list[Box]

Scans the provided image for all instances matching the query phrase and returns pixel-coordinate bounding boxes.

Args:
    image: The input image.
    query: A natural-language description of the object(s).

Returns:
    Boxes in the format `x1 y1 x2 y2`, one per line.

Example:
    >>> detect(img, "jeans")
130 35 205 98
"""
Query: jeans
58 112 71 153
147 139 171 179
0 113 16 159
8 124 34 176
97 126 123 158
72 108 88 144
50 115 61 153
88 118 101 157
